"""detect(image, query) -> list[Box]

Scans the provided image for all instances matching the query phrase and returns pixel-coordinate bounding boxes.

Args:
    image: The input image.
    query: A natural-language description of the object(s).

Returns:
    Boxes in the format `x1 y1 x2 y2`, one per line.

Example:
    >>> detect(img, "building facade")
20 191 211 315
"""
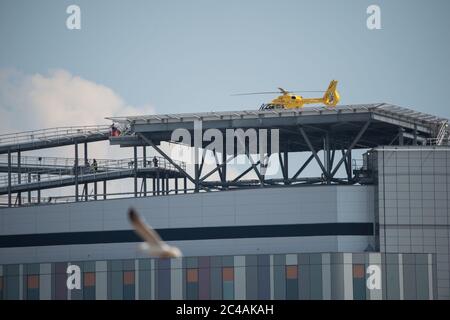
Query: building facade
371 146 450 299
0 252 436 300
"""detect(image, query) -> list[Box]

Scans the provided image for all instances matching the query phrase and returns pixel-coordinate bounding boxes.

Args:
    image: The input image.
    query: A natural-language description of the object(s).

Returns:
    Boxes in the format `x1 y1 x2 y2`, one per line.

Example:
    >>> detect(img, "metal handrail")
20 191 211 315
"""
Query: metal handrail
0 155 186 187
0 188 200 208
0 125 111 146
426 137 450 146
352 159 364 171
436 121 449 145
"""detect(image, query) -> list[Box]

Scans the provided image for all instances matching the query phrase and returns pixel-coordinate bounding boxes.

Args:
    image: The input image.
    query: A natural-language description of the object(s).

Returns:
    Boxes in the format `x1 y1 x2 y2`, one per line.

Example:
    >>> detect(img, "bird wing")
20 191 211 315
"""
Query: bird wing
128 208 163 246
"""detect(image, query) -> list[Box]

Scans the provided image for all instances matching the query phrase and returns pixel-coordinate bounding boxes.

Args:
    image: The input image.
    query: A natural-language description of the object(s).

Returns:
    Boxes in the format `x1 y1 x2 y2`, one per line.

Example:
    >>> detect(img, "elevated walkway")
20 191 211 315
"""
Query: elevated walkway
0 125 110 154
0 155 186 195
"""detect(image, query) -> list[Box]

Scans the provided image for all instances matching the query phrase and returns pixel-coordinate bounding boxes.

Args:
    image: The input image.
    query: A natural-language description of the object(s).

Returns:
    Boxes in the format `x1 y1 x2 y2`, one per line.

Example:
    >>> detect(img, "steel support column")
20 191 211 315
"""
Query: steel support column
7 149 11 207
84 142 88 201
347 149 352 181
17 150 21 205
283 150 289 185
143 146 147 196
37 174 41 204
152 178 156 196
75 143 79 202
324 133 331 184
330 149 336 170
175 178 178 194
194 148 203 193
134 146 138 197
342 149 350 179
27 173 31 204
166 175 169 195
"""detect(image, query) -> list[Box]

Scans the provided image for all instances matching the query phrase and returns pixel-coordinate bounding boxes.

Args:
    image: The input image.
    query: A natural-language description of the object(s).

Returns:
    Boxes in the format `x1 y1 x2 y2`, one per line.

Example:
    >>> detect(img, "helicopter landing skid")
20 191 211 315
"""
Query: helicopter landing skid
259 104 284 110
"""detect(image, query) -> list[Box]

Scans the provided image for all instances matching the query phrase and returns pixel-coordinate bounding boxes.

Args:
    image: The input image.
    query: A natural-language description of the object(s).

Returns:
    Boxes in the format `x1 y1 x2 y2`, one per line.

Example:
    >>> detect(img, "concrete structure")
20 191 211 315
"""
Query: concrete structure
0 185 375 264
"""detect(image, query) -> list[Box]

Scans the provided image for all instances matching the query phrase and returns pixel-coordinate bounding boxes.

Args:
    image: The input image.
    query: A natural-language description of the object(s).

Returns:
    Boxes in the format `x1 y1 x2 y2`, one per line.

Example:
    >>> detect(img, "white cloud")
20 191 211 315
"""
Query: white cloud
0 69 157 198
0 68 154 133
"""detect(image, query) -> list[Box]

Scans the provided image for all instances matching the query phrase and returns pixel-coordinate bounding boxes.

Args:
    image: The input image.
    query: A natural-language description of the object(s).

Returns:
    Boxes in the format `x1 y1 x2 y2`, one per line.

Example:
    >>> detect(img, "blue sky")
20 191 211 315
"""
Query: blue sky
1 0 450 121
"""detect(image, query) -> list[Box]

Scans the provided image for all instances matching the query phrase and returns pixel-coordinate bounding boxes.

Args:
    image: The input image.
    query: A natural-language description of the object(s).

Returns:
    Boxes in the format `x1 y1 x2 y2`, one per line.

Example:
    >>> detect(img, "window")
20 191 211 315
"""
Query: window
222 267 234 300
123 271 135 300
84 272 95 287
285 265 298 299
27 275 39 300
83 272 96 300
186 268 199 300
352 264 366 300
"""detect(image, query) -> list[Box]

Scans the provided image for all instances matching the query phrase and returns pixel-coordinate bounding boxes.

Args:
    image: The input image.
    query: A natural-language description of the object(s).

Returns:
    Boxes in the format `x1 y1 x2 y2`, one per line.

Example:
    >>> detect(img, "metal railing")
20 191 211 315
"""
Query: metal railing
0 155 185 170
425 138 450 146
426 121 450 146
0 188 198 208
0 125 111 147
352 159 365 171
0 155 186 187
435 121 449 145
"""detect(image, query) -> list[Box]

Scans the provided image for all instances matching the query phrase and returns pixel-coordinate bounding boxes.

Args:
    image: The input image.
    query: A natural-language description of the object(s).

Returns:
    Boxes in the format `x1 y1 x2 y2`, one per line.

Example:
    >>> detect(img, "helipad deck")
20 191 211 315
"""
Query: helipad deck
108 103 448 151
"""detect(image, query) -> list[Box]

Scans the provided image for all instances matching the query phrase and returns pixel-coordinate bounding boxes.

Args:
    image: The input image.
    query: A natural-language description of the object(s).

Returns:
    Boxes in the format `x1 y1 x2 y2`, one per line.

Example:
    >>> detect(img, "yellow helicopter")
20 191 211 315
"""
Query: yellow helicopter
233 80 340 110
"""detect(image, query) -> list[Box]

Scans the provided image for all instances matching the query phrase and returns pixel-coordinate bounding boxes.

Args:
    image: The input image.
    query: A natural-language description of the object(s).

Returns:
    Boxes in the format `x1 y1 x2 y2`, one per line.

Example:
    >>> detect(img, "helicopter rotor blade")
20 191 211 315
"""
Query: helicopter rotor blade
290 90 325 93
230 91 282 96
231 90 325 96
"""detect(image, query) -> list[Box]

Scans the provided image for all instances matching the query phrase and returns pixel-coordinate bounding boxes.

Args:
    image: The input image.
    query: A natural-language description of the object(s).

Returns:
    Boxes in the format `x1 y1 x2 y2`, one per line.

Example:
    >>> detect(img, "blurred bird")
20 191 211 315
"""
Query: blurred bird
128 207 182 258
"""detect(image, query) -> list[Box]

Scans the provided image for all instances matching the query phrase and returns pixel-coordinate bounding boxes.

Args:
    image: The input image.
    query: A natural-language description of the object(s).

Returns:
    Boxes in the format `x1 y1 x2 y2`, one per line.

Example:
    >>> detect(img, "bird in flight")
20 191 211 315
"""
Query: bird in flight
128 207 182 258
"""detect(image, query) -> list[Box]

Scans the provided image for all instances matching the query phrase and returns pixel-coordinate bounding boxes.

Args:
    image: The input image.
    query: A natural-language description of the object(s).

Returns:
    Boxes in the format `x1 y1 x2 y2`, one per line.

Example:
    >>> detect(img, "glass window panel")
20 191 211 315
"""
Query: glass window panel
223 280 234 300
286 265 298 279
353 264 365 278
84 272 96 287
352 264 366 300
186 283 199 300
222 267 234 282
123 271 135 285
27 275 39 289
187 268 198 283
286 279 298 300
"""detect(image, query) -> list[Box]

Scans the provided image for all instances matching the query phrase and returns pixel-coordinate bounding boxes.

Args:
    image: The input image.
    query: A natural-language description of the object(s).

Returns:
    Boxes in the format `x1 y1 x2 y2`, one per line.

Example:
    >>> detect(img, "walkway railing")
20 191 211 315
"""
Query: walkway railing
0 188 197 208
0 125 111 147
0 155 186 187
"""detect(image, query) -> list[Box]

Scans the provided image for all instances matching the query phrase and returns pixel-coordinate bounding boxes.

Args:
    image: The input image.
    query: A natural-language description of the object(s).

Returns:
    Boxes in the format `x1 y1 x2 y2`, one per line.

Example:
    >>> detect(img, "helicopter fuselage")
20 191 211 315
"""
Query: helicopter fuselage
260 80 340 110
